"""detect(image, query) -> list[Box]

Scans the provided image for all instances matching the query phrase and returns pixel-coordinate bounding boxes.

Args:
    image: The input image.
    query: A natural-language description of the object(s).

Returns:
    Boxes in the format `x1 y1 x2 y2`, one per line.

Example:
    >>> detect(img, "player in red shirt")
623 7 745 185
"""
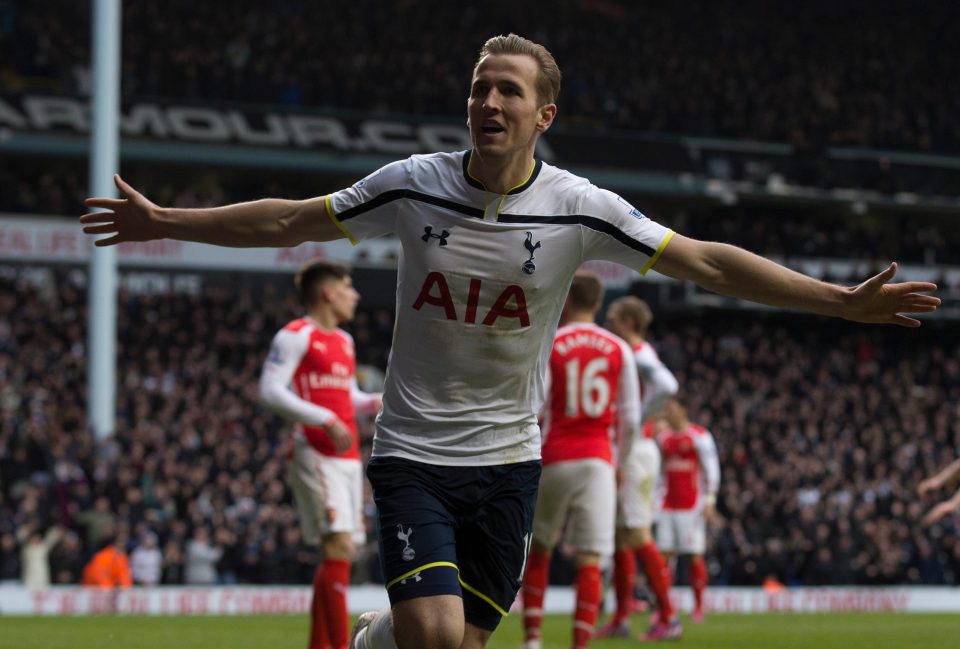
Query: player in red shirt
259 260 381 649
657 395 720 623
520 271 640 649
598 296 680 641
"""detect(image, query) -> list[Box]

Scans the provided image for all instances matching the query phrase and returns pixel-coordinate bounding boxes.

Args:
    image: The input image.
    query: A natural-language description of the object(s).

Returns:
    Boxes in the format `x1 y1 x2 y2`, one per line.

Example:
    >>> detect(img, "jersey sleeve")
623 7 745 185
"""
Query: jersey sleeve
579 185 674 275
614 338 641 467
325 158 411 244
634 344 679 422
695 430 721 499
259 328 337 426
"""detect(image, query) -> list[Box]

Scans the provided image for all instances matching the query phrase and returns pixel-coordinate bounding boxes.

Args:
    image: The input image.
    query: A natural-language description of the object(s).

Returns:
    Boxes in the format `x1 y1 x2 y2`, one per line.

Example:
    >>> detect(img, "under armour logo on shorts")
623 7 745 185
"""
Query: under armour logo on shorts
401 571 422 584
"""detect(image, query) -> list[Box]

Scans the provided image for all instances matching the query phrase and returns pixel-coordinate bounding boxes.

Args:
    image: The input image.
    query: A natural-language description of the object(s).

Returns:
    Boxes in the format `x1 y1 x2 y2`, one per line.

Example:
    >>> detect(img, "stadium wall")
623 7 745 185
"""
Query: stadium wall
2 586 959 616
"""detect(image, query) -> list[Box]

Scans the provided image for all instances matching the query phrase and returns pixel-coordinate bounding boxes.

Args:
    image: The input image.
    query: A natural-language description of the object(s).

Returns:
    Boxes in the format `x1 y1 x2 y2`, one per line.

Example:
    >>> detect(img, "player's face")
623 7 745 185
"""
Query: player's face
468 54 556 161
664 399 685 429
326 276 360 324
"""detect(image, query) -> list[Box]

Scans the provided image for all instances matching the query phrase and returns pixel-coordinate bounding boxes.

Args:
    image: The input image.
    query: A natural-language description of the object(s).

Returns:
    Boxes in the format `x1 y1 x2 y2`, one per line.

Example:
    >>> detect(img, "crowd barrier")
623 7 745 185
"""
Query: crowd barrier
1 585 958 616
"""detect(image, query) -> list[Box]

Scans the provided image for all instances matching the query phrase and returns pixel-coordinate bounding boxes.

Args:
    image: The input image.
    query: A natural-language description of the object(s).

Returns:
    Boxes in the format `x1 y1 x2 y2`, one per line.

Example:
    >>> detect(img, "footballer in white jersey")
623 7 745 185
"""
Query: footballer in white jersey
328 149 671 631
328 150 672 467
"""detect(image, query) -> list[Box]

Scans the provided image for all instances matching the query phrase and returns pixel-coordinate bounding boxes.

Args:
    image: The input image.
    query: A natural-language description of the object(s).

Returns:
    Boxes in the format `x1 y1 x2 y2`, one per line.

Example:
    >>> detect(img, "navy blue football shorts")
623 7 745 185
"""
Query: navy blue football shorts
366 456 541 631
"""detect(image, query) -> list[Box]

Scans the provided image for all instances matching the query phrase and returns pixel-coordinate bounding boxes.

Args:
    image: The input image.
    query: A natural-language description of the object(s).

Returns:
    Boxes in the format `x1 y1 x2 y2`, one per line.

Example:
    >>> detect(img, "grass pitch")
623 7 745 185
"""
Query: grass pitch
3 612 959 649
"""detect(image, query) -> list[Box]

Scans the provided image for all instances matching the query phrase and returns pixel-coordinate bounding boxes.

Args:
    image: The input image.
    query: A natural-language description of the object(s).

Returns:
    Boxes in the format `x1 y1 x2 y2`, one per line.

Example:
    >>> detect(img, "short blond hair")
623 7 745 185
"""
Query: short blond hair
610 296 653 336
475 33 561 106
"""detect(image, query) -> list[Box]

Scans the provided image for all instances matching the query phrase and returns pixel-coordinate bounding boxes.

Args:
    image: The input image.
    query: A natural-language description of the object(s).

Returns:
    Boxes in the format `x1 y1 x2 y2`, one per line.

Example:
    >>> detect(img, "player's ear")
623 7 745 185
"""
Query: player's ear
314 282 331 304
536 104 557 133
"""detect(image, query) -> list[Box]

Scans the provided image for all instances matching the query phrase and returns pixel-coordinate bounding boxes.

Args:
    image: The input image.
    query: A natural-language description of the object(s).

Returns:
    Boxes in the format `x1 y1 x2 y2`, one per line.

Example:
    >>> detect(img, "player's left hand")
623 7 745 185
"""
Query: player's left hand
843 263 940 327
703 504 718 526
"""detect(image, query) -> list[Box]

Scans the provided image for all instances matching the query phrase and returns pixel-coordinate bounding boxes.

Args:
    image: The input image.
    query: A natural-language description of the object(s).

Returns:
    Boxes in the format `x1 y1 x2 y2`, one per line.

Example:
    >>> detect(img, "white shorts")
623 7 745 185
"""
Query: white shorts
655 508 705 555
532 458 615 556
617 438 661 530
287 435 364 545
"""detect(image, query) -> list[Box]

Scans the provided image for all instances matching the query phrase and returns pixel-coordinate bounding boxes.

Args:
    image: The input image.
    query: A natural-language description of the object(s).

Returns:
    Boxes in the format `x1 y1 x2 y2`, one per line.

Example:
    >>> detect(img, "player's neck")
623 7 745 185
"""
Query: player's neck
306 309 338 331
565 313 596 325
467 149 536 194
624 332 644 347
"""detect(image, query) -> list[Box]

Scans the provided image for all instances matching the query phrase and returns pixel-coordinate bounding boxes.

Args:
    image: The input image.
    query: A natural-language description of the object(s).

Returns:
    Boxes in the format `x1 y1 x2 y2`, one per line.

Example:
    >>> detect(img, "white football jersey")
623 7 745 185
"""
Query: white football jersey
327 151 673 466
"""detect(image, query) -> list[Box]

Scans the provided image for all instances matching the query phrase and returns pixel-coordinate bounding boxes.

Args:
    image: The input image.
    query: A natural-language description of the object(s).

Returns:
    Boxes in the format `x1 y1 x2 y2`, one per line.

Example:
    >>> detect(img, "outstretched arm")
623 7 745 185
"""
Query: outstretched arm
81 175 344 247
652 234 939 327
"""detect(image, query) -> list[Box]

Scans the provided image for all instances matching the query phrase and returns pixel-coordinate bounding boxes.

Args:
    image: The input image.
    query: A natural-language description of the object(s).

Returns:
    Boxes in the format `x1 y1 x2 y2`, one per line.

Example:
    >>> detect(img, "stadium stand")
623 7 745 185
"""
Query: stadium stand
2 0 959 153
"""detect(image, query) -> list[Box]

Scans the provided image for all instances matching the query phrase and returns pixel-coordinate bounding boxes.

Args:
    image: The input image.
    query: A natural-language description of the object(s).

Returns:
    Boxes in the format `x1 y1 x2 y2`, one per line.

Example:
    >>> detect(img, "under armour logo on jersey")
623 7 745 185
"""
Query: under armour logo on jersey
522 232 541 275
400 572 422 584
422 226 450 246
397 524 415 561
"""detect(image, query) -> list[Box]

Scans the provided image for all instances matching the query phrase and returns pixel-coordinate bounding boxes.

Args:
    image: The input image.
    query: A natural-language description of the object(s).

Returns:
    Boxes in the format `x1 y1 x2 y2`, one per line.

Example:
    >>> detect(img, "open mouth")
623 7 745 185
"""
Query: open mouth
482 124 505 134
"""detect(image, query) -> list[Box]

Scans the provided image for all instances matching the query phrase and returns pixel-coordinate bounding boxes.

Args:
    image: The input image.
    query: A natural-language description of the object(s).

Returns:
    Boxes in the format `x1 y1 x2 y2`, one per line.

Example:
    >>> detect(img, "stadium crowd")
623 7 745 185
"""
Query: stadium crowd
2 0 959 153
1 266 958 590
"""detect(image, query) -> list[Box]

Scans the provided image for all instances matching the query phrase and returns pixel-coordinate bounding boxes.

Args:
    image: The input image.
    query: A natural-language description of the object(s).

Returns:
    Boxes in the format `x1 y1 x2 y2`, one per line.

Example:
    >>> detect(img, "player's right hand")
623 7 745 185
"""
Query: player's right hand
325 418 354 453
923 501 956 525
81 175 165 246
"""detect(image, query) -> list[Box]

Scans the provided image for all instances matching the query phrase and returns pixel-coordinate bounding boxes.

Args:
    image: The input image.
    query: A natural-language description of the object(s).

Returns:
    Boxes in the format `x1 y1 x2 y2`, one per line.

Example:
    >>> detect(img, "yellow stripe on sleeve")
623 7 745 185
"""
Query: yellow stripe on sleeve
325 194 358 245
640 229 675 275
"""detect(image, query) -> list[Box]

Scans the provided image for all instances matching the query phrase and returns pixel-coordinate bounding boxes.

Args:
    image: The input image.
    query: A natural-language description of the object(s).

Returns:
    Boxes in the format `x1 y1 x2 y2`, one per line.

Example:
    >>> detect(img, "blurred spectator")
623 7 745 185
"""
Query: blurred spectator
18 523 64 589
48 530 84 584
160 539 185 585
129 531 162 586
0 532 21 584
183 527 222 585
74 496 118 553
81 535 133 588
